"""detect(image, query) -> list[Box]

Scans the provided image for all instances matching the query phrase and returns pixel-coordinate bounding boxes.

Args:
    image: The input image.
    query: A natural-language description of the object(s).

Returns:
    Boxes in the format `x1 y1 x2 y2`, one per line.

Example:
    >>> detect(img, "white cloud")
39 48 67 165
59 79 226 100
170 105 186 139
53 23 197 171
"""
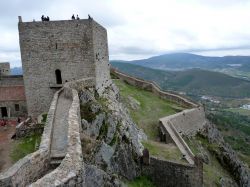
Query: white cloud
0 0 250 66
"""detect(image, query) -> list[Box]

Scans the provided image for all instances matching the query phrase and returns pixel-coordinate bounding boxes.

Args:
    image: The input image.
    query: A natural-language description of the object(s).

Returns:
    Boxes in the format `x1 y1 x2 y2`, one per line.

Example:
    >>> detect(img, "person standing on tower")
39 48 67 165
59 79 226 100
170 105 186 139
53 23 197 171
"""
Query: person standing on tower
72 14 75 20
76 15 80 20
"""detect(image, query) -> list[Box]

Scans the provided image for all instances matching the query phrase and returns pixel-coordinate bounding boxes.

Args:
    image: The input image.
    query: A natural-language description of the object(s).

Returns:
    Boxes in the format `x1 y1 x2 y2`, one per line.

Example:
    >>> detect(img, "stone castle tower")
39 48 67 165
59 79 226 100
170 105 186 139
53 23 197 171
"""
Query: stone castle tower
18 17 110 117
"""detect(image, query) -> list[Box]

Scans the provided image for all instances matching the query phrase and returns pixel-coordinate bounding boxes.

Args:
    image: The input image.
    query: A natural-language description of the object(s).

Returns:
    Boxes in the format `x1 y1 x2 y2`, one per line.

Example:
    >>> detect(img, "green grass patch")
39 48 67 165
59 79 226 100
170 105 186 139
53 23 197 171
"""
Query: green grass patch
114 79 185 140
10 132 42 162
142 141 185 163
80 102 96 122
186 135 235 186
127 176 155 187
225 108 250 116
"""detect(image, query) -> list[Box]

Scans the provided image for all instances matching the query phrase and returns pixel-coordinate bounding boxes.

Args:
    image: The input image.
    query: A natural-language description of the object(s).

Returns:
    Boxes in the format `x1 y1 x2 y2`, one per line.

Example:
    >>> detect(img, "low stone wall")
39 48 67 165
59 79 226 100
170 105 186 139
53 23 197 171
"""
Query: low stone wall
0 75 24 86
159 120 195 164
111 68 199 108
30 88 84 186
0 89 61 187
142 156 203 187
160 107 206 137
65 77 95 92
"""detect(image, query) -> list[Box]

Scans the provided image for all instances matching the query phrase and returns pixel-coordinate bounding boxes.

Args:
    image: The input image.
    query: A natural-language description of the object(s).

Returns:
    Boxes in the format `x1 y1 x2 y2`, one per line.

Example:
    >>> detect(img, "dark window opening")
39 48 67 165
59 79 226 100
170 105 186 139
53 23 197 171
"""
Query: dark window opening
56 43 57 49
55 69 62 84
15 104 20 111
1 107 8 117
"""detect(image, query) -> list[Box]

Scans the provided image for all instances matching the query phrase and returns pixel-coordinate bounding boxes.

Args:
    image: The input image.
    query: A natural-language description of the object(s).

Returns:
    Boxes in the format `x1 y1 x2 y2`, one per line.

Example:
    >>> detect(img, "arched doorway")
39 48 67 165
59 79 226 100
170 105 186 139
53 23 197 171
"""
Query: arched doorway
55 69 62 84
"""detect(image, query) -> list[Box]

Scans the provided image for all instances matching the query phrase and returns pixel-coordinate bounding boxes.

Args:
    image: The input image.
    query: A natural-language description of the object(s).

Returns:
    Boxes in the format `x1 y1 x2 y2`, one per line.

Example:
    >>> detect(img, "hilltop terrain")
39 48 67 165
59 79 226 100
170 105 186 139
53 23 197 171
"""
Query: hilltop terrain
112 53 250 80
111 62 250 98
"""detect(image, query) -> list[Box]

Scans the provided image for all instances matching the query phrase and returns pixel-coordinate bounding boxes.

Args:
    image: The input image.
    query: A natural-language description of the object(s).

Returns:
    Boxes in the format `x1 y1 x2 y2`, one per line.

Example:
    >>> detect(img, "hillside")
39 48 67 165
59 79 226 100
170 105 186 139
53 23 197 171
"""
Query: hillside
114 79 238 186
112 53 250 71
111 53 250 80
111 62 250 98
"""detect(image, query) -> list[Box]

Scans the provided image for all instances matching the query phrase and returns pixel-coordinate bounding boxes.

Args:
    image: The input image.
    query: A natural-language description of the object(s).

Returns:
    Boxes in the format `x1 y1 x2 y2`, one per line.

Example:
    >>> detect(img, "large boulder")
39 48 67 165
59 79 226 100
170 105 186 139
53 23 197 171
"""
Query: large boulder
79 82 147 182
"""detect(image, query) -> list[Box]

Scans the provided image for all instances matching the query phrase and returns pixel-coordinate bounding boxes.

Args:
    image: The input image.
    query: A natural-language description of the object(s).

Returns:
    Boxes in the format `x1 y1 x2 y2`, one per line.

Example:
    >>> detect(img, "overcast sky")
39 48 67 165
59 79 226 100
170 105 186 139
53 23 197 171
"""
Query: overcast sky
1 0 250 67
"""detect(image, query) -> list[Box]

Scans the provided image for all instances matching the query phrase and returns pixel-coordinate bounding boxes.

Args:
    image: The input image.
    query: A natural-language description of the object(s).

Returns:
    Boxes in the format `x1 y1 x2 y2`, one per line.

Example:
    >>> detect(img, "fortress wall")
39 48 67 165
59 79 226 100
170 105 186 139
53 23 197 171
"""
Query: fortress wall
111 68 198 108
31 88 84 186
160 107 206 137
0 89 60 187
19 19 96 117
142 156 203 187
0 63 10 76
92 21 111 94
65 77 95 93
0 75 24 86
0 100 27 118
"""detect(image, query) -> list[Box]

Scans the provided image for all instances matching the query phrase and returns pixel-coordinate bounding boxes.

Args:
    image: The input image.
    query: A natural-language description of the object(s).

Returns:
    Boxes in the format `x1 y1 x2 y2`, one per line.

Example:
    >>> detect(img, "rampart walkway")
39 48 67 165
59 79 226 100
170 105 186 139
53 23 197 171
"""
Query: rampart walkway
0 85 83 186
50 91 72 159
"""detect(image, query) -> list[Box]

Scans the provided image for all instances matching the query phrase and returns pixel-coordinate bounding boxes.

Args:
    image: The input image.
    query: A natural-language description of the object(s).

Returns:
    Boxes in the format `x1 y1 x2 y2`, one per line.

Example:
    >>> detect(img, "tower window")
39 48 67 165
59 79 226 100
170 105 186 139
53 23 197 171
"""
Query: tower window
15 104 20 111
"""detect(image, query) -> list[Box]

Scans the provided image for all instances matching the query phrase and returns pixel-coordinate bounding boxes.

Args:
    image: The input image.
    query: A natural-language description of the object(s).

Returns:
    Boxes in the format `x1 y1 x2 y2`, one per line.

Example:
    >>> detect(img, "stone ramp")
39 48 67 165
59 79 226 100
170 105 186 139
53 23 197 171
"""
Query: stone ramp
164 122 194 164
50 90 72 160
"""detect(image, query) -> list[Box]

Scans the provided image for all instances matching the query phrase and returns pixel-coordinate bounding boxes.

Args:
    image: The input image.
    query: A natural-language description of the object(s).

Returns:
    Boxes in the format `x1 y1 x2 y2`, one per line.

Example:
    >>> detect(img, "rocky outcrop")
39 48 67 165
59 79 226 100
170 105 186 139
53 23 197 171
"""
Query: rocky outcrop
79 82 147 182
202 122 250 187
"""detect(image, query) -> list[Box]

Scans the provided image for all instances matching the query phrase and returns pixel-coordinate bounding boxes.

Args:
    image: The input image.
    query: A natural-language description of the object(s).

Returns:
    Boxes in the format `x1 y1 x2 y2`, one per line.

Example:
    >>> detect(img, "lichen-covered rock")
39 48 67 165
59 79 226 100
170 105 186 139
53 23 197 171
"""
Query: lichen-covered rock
84 164 121 187
202 122 250 187
79 81 147 183
127 96 140 110
220 177 238 187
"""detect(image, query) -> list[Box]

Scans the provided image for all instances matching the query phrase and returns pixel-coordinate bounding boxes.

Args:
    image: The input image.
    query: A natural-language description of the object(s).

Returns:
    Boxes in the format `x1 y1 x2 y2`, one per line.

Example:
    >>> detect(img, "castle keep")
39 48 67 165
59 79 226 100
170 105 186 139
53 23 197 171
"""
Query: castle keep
19 17 110 117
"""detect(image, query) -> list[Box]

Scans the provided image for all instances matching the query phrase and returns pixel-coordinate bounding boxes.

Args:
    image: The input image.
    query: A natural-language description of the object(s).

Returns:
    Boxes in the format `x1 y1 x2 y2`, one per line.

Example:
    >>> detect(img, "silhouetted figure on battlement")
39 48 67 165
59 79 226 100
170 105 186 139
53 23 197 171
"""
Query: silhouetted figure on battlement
72 14 75 20
41 15 50 21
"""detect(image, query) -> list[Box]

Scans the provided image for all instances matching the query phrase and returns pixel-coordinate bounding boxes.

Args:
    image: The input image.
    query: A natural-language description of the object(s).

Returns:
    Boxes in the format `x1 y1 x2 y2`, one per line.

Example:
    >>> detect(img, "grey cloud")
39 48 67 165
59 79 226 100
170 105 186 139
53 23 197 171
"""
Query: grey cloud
111 46 160 55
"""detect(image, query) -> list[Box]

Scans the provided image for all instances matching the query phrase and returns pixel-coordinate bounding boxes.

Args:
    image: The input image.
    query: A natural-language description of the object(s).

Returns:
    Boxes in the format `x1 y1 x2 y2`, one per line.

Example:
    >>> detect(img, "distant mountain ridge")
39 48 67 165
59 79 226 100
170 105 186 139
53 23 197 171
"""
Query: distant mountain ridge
111 53 250 79
111 61 250 98
11 67 23 75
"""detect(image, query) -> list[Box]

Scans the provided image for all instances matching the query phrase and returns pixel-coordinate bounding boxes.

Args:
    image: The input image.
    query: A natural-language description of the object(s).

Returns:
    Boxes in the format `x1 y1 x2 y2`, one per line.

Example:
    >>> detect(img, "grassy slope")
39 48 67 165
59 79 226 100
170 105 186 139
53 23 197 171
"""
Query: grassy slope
114 79 186 163
186 135 235 186
10 132 42 162
126 176 155 187
207 110 250 167
115 79 187 186
114 79 236 186
114 79 185 140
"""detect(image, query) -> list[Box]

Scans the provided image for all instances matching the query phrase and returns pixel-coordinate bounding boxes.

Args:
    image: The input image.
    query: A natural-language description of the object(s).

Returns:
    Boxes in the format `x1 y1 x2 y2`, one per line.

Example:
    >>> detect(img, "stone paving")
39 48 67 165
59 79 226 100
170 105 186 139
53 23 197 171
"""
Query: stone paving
50 91 72 158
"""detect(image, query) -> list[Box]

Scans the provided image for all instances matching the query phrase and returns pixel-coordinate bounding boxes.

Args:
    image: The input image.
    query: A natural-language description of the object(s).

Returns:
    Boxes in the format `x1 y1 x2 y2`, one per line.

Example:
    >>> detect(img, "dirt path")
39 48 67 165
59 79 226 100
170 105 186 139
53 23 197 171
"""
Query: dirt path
0 123 16 172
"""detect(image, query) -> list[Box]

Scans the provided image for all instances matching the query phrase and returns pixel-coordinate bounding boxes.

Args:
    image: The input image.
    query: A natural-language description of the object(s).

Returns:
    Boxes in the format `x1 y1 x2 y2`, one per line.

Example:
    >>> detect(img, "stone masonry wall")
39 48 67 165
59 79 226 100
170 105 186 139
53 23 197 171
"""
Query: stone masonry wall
111 68 198 108
0 100 27 118
0 89 60 186
92 20 111 94
0 63 10 76
160 107 206 137
142 156 203 187
0 75 23 86
19 19 96 117
30 87 84 186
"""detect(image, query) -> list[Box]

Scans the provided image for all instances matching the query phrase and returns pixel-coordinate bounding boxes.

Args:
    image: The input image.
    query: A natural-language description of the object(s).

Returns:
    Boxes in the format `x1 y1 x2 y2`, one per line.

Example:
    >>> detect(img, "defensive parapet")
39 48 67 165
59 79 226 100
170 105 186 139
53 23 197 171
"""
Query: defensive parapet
111 68 199 108
0 78 86 186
